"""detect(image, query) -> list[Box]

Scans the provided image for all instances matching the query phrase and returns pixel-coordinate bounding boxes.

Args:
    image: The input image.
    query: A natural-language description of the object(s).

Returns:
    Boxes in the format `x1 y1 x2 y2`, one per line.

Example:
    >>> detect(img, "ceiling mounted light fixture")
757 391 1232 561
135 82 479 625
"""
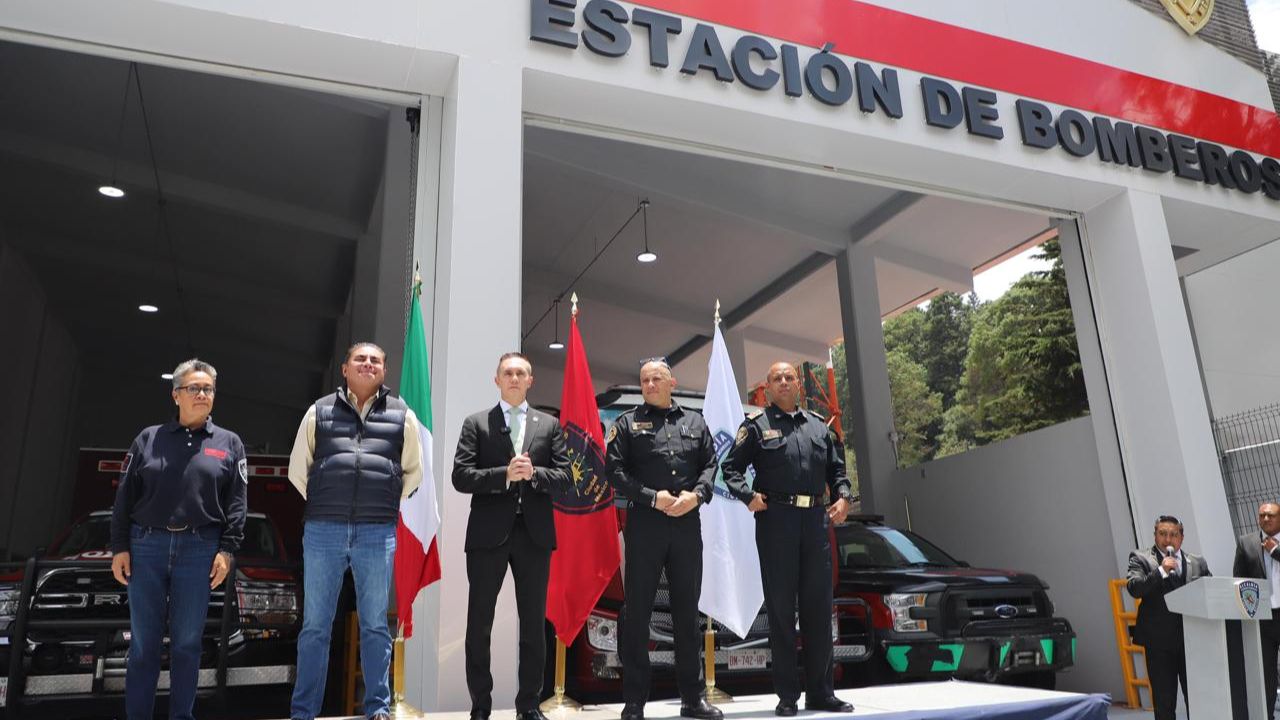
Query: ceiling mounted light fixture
138 304 159 313
161 373 174 380
635 199 657 263
98 185 125 198
99 64 136 200
548 298 566 350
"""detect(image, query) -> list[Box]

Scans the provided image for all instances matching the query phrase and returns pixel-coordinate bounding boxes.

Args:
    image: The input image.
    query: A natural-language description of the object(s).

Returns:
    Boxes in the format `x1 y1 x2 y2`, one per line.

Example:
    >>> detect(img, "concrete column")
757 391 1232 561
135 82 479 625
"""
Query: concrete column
403 57 524 712
1081 189 1233 570
835 243 903 525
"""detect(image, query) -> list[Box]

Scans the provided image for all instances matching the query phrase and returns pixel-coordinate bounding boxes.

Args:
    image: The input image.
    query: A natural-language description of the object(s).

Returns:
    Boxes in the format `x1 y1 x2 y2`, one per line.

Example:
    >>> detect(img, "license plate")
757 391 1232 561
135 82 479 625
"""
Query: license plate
727 648 769 670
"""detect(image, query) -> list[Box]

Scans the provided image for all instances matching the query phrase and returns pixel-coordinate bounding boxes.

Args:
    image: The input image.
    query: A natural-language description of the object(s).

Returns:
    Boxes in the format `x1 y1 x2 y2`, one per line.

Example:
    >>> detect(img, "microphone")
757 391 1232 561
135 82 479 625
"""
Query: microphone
1165 545 1175 557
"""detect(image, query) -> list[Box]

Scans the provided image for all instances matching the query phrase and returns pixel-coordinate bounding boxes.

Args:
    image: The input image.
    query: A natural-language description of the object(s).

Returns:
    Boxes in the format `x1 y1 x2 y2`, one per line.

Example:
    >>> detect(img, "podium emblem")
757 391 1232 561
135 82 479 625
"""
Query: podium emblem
1159 0 1214 35
1239 580 1262 618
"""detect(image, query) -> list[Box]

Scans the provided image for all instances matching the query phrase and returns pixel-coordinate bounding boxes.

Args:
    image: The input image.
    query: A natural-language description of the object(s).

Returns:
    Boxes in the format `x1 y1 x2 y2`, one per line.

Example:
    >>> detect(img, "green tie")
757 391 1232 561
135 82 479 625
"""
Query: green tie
509 406 525 453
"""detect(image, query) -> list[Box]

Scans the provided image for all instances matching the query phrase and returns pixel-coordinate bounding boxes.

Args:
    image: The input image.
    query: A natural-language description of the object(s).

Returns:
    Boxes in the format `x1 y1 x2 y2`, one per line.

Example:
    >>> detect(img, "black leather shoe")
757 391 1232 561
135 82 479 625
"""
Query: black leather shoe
775 700 799 716
621 703 645 720
680 698 723 720
470 711 491 720
805 696 854 713
517 711 549 720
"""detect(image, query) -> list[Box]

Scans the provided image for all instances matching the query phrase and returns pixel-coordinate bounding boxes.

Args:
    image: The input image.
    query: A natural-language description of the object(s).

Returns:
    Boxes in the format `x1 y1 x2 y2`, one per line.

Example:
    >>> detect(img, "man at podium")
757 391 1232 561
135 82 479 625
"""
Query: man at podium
1232 501 1280 718
1126 515 1212 720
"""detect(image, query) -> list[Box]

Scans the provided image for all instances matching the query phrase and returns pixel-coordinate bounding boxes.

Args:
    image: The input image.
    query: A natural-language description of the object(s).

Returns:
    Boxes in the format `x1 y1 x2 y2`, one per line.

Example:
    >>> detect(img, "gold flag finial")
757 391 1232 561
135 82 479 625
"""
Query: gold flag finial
714 299 721 326
571 292 579 317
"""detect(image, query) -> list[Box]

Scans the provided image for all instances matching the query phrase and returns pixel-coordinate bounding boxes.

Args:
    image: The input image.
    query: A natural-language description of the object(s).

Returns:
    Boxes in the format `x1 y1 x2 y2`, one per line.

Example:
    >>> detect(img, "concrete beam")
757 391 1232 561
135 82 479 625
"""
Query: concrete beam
874 244 975 293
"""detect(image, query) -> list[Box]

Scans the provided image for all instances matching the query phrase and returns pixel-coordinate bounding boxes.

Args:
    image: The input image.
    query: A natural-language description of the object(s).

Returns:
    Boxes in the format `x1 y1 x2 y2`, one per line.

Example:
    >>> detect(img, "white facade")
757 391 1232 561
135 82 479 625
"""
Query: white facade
4 0 1280 709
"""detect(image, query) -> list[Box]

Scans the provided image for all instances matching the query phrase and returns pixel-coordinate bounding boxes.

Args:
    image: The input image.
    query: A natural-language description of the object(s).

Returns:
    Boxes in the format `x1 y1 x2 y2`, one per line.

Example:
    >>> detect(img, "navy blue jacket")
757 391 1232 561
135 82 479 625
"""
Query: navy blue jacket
305 386 407 524
109 417 248 554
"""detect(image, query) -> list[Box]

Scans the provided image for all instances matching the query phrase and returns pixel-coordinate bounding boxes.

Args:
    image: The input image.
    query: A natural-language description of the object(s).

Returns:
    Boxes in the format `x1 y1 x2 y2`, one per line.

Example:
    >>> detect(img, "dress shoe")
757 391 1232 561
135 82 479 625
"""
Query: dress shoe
805 696 854 713
517 710 550 720
680 698 724 720
775 699 799 717
470 711 491 720
621 702 645 720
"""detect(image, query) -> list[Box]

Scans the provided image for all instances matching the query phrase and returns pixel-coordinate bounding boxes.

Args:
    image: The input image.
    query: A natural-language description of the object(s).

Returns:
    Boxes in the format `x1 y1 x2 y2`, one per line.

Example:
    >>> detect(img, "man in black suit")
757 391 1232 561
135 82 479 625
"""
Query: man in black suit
453 352 570 720
1126 515 1211 720
1233 501 1280 718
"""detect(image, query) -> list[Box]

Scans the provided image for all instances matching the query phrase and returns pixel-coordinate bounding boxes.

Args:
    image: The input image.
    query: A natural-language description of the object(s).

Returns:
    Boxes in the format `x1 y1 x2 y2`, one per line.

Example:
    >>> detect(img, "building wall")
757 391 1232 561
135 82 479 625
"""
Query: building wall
0 239 82 558
1128 0 1264 70
893 416 1124 697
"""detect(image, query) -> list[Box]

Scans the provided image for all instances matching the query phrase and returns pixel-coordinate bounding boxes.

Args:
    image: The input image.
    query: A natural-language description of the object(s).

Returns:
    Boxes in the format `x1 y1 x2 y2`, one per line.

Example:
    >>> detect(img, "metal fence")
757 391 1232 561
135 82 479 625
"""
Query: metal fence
1213 402 1280 539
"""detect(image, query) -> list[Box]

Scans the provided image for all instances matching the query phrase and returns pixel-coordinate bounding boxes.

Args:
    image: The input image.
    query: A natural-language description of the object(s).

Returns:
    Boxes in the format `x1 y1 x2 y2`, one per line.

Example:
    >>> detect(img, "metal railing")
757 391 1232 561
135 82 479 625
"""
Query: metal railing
1212 402 1280 538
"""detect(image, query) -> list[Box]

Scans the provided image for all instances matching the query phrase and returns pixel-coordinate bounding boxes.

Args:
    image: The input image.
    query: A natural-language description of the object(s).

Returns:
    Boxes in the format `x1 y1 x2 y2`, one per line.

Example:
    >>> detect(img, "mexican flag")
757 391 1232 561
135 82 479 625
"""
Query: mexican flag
394 282 442 638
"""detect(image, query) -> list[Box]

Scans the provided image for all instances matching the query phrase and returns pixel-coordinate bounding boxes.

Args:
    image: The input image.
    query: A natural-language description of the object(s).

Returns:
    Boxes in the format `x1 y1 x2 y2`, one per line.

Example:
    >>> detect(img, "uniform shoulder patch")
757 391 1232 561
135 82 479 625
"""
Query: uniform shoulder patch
734 425 749 447
606 423 619 445
237 458 248 484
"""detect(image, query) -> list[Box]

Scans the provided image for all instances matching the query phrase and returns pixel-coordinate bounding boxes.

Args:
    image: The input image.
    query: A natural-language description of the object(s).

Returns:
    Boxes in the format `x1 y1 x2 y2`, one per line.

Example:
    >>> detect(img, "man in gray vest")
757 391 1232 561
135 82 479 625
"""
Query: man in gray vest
286 342 424 720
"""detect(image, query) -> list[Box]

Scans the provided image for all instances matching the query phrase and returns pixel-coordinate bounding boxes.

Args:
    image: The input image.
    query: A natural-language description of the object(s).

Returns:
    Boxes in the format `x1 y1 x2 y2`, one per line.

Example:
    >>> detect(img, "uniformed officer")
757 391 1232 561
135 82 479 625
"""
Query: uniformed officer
722 361 854 717
109 358 248 720
605 359 723 720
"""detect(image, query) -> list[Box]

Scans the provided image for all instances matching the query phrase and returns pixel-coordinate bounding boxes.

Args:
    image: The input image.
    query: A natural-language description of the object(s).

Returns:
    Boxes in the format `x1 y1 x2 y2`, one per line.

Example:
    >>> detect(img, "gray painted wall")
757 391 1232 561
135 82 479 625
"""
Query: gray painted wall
0 239 82 558
893 415 1126 697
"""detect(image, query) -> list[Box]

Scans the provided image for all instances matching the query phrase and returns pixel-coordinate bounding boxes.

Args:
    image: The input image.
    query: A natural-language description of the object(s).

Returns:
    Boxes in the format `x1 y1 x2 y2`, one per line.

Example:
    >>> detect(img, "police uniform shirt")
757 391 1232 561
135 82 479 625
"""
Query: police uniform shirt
109 417 249 555
605 401 718 508
722 404 854 505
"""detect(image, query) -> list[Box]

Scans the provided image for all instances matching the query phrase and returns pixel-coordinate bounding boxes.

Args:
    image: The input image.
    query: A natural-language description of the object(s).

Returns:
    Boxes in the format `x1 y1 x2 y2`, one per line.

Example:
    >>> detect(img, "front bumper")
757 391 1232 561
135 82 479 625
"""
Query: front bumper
873 618 1075 680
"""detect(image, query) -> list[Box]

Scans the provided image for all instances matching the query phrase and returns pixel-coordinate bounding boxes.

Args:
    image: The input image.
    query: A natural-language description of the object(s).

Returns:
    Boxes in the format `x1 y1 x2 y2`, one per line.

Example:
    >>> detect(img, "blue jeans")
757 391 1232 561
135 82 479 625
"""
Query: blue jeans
125 523 220 720
291 521 396 720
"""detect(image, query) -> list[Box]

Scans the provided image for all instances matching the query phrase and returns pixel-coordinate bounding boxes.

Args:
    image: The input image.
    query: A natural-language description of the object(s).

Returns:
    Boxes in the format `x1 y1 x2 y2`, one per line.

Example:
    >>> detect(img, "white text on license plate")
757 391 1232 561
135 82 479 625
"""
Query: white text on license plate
727 649 769 670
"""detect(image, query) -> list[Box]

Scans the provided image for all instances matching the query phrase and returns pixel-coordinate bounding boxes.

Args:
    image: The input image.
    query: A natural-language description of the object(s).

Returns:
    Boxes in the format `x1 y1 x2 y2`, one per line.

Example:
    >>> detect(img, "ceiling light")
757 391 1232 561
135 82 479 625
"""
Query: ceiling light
549 298 566 350
161 373 174 380
138 304 159 313
99 185 125 198
636 199 657 263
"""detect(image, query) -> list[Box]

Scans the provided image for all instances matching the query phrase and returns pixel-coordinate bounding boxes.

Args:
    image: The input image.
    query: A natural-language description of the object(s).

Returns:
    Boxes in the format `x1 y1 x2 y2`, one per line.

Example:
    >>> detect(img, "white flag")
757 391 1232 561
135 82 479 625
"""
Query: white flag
698 325 765 639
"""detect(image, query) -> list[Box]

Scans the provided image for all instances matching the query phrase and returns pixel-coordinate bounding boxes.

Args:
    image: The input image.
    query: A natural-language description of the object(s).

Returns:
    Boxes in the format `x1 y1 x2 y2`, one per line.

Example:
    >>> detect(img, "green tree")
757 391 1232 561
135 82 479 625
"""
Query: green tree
885 349 943 466
937 239 1088 453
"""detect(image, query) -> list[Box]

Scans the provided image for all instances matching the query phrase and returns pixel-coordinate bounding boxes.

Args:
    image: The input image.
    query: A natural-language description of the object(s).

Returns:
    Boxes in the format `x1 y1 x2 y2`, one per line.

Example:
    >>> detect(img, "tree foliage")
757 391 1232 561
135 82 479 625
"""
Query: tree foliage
831 239 1088 466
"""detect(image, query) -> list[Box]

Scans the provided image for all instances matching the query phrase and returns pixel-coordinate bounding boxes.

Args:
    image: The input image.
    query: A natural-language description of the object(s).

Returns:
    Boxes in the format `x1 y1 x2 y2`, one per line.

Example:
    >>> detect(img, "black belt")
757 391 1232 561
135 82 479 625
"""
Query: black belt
763 492 822 508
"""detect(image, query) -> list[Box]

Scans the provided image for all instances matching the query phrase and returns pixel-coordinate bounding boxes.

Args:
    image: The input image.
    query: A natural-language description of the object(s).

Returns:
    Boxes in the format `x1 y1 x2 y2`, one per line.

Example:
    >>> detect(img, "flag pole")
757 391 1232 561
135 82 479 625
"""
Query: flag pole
542 293 584 714
703 299 734 704
539 639 582 713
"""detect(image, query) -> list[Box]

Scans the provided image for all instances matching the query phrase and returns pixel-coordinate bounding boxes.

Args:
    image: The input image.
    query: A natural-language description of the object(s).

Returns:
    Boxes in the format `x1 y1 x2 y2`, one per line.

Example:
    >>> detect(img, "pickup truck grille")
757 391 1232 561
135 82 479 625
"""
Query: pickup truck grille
28 567 227 641
948 588 1041 625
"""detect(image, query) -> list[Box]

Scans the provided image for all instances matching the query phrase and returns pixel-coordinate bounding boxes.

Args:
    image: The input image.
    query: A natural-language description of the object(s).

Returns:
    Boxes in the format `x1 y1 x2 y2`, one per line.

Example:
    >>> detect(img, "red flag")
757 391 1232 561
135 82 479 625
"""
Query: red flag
546 312 621 646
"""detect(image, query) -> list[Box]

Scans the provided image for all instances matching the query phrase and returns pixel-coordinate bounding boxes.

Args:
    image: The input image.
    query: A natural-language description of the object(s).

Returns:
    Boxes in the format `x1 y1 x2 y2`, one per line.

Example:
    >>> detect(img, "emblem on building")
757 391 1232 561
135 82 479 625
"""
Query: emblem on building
1160 0 1214 36
1238 579 1261 619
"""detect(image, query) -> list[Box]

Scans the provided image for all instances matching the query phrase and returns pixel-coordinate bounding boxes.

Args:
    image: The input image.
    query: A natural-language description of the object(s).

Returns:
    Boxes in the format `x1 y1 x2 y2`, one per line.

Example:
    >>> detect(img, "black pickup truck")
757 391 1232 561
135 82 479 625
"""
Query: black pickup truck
0 510 300 718
833 516 1075 689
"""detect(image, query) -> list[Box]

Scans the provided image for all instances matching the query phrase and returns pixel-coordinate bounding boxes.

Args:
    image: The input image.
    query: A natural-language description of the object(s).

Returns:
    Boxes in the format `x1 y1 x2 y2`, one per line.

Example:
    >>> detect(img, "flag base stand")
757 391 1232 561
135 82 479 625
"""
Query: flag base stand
704 618 733 704
539 639 583 713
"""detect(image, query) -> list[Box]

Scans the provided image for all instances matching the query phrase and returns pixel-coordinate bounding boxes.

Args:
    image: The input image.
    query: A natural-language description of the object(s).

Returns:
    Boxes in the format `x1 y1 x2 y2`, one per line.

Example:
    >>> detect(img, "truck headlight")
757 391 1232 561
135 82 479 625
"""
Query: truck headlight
586 613 618 651
237 583 298 613
884 593 928 633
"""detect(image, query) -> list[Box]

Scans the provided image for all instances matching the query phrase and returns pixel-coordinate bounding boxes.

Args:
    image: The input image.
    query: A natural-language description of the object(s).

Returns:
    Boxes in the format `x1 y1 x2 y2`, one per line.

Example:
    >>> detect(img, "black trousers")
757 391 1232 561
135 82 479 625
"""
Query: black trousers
755 505 834 703
620 507 704 705
1261 618 1280 718
465 516 552 713
1143 644 1187 720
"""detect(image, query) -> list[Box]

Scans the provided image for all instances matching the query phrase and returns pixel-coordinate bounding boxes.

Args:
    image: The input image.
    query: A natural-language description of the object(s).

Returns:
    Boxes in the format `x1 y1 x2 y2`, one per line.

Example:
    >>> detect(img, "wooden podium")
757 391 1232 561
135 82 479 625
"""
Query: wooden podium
1165 577 1272 719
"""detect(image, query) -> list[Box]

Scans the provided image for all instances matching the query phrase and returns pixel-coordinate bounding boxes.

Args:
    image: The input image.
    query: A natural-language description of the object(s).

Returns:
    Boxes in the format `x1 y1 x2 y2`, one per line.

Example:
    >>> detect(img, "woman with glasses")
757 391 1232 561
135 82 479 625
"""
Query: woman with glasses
108 358 248 720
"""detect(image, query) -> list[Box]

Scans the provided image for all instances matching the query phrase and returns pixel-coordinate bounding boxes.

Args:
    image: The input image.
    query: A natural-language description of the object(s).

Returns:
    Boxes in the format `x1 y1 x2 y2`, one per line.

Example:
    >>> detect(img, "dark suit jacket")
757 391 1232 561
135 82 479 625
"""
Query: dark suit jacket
451 405 569 552
1126 546 1211 650
1233 531 1280 581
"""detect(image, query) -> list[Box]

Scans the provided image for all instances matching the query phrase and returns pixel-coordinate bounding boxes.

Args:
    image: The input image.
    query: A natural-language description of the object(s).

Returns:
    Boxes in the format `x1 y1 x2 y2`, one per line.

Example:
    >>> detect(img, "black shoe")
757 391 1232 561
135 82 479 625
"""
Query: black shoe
621 703 645 720
470 711 491 720
517 711 549 720
680 698 723 720
775 700 799 717
805 696 854 713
